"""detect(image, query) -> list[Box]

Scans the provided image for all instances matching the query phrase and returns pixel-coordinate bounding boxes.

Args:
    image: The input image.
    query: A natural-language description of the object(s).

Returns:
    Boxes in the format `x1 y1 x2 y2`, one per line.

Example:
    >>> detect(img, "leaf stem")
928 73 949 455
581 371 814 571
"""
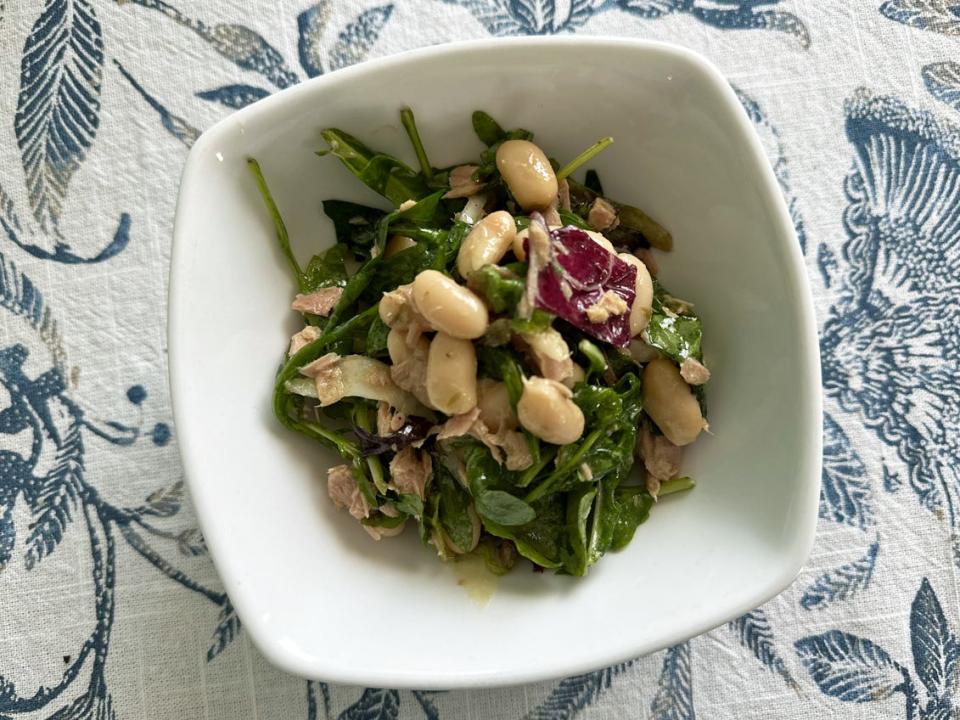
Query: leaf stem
247 158 303 289
659 476 696 496
556 137 613 181
400 107 433 181
524 429 603 503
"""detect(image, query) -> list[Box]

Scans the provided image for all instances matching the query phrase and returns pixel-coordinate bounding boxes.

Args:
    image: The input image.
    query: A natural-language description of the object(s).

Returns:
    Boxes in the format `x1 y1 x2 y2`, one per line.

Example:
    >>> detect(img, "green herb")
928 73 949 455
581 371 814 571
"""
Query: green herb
400 107 434 181
320 200 385 261
567 177 673 251
394 493 424 519
608 487 654 551
510 309 553 334
643 280 703 363
247 158 304 290
365 315 390 357
302 244 348 292
435 462 477 553
561 485 597 576
319 128 431 206
475 490 536 526
577 339 607 378
557 209 591 230
483 495 565 569
468 266 524 312
472 110 507 146
660 476 696 497
556 137 613 181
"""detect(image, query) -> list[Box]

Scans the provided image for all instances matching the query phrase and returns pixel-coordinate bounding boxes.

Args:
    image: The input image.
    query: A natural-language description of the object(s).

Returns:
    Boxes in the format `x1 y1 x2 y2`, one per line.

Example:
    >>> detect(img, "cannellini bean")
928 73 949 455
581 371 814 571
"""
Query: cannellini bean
384 234 416 258
619 253 654 335
412 270 488 339
477 379 517 432
457 210 517 277
387 327 428 365
562 363 586 389
642 357 705 446
586 230 616 254
517 377 585 445
426 332 477 415
513 227 529 261
496 140 558 211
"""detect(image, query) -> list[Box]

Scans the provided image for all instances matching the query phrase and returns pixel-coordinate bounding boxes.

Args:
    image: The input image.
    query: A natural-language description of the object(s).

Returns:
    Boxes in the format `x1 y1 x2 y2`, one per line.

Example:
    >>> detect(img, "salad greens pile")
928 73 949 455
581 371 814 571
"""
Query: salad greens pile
250 108 708 576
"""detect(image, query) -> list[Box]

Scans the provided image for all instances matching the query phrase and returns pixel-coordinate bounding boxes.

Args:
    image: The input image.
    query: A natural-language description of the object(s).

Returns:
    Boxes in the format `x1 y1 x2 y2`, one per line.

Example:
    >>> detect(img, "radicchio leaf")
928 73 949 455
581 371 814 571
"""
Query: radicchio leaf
531 225 636 347
354 416 433 456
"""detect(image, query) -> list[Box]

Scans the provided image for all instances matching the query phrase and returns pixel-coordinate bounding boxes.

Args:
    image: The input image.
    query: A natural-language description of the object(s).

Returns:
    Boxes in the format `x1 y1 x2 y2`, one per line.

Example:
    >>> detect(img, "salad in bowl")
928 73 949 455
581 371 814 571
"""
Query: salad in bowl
250 108 709 577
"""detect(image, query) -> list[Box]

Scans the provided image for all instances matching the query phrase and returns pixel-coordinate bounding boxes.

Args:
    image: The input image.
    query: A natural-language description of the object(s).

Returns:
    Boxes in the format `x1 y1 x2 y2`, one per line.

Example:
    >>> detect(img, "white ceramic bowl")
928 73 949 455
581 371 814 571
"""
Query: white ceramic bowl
170 37 822 689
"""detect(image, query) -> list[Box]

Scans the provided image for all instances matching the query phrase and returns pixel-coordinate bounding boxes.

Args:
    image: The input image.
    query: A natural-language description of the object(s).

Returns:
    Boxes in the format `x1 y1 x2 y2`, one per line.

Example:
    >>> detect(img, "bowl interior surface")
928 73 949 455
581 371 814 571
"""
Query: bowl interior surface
171 38 821 688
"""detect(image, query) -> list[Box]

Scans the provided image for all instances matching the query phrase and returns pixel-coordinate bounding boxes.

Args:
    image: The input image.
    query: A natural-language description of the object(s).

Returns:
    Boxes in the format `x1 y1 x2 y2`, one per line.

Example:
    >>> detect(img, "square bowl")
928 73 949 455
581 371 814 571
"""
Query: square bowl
170 37 821 688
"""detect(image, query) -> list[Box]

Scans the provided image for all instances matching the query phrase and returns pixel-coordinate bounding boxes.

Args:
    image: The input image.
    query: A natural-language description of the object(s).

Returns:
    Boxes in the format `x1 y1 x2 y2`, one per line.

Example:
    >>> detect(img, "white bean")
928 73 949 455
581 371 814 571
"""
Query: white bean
384 234 416 258
387 327 428 365
477 379 517 432
517 377 585 445
457 210 517 277
496 140 558 211
426 332 477 415
412 270 488 339
619 253 654 335
512 228 529 261
642 357 705 446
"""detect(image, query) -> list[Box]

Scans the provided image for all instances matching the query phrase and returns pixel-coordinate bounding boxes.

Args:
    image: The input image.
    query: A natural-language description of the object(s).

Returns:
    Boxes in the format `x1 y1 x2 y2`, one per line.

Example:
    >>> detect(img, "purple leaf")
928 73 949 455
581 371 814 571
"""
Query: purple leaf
533 226 636 347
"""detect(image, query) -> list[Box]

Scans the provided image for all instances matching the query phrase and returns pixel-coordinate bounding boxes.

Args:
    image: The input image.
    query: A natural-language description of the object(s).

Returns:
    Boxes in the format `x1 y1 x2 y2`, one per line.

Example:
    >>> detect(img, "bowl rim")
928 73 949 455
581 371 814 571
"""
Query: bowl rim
169 35 823 688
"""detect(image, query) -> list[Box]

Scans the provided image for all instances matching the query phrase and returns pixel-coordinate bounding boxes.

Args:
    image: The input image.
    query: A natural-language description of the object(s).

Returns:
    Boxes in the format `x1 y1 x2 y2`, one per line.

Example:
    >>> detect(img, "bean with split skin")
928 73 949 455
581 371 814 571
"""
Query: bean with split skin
426 332 477 415
642 357 705 446
477 378 517 432
496 140 558 211
619 253 654 336
517 376 585 445
457 210 516 277
412 270 488 339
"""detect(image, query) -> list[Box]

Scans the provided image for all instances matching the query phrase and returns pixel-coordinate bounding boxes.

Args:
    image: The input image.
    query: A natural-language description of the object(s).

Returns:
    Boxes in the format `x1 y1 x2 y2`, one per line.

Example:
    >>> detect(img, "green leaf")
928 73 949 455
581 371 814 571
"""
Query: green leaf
400 107 433 181
435 462 476 553
468 265 524 312
643 280 703 363
321 200 385 261
394 493 424 519
557 209 591 230
475 490 536 526
247 158 303 289
476 346 526 406
609 486 653 551
302 244 348 292
320 128 431 206
362 512 406 529
577 339 607 378
472 110 507 146
365 315 390 357
471 536 517 576
562 485 597 576
510 309 554 334
556 137 613 181
483 495 566 569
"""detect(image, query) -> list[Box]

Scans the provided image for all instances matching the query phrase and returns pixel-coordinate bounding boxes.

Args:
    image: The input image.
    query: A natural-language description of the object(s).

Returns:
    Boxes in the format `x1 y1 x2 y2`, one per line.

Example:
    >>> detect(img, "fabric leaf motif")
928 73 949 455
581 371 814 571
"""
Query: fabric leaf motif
728 609 799 688
820 413 874 529
297 1 331 77
15 0 104 233
195 84 270 109
795 630 911 703
651 643 694 720
0 501 14 570
616 0 680 18
910 577 959 702
139 480 184 518
208 599 241 661
24 414 83 569
801 540 879 610
524 663 631 719
880 0 960 35
114 60 199 149
337 689 400 720
328 5 394 71
922 61 960 111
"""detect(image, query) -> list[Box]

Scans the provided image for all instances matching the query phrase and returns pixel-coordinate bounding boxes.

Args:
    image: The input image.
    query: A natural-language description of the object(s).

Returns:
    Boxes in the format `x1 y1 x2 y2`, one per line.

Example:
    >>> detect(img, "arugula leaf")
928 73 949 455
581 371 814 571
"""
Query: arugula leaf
400 107 434 181
394 493 424 519
434 462 477 553
468 265 524 312
320 128 431 206
321 200 385 261
608 486 653 551
567 177 673 251
472 110 507 146
561 485 597 576
247 158 304 290
476 346 526 406
483 495 565 569
475 490 536 526
365 315 390 357
510 309 553 334
302 244 348 292
557 209 591 230
642 280 703 363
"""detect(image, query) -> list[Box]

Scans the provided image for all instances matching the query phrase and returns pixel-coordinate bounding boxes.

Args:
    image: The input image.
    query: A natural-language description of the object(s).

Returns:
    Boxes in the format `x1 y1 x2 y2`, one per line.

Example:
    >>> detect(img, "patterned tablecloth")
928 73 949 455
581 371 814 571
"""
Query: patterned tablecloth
2 1 960 718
